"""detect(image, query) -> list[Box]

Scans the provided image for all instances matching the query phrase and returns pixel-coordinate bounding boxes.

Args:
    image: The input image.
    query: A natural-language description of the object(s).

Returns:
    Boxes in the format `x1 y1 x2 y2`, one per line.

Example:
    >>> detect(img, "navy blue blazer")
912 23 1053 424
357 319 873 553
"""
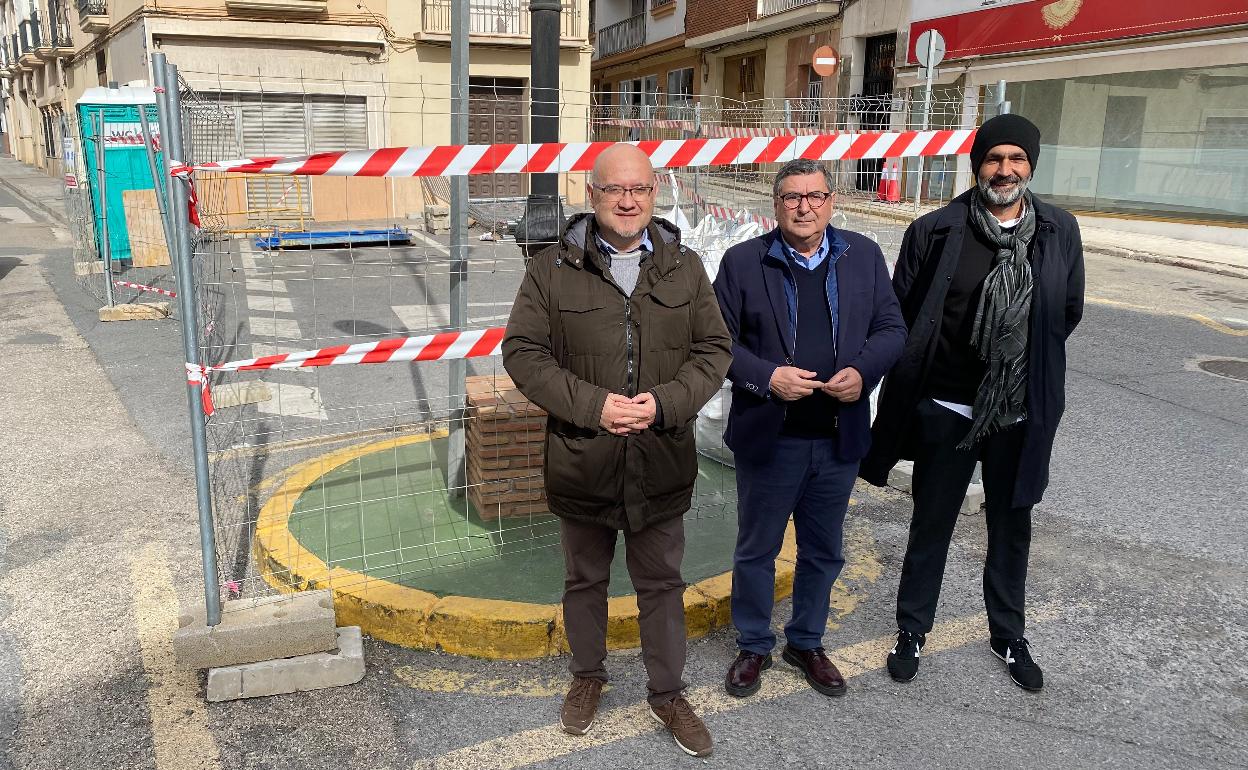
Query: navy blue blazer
712 226 907 463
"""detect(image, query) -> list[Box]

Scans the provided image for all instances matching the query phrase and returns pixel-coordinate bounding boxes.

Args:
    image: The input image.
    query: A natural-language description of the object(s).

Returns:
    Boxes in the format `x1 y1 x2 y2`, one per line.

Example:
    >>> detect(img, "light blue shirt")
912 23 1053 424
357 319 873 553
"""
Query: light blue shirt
779 231 830 271
595 228 653 256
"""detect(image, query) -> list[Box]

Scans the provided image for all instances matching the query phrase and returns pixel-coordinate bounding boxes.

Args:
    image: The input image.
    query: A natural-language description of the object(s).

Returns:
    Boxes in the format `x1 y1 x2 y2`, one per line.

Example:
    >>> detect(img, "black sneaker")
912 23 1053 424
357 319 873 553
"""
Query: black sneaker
990 637 1044 691
886 630 925 682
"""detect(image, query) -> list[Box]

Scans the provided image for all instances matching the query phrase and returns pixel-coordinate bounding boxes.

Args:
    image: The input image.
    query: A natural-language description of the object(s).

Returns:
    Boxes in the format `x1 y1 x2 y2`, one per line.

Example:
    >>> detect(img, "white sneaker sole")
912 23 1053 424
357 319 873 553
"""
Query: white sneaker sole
648 707 712 757
560 716 594 736
990 645 1043 692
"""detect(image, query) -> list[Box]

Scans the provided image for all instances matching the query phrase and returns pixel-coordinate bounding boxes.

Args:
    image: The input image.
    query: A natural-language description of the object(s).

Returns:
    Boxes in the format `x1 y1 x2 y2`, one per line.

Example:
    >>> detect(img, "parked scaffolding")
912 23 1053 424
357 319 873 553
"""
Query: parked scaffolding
153 61 984 647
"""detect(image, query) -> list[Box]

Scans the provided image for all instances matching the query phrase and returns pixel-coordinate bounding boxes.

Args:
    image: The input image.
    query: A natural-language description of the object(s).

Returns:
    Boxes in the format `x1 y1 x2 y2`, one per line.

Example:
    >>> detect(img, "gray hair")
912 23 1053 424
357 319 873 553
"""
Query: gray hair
772 159 835 197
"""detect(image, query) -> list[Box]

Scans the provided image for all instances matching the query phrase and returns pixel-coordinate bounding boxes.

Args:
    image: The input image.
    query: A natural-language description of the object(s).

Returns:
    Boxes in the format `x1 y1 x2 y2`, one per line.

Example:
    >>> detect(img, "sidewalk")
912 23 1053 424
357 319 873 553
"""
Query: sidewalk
0 155 68 224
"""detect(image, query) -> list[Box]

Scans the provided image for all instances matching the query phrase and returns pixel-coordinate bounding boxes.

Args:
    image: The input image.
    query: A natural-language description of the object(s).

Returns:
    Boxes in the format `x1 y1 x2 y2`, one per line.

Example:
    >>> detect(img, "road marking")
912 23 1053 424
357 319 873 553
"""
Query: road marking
249 316 303 339
411 605 1060 770
255 382 328 420
130 543 221 770
409 230 451 253
1087 296 1248 337
393 303 451 331
245 278 289 293
247 293 295 313
394 667 572 698
0 206 34 224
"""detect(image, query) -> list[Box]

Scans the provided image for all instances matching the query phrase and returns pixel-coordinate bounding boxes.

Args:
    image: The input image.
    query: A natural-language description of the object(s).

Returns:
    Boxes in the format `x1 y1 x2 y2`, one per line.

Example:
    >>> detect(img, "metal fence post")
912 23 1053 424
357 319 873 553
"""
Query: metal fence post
153 52 222 626
93 111 116 307
138 104 175 272
445 0 469 497
692 102 702 225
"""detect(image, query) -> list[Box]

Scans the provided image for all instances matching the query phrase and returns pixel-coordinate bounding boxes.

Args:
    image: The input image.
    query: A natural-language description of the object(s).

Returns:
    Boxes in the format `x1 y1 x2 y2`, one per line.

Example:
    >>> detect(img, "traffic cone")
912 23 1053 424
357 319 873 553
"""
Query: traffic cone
875 162 888 201
885 160 902 203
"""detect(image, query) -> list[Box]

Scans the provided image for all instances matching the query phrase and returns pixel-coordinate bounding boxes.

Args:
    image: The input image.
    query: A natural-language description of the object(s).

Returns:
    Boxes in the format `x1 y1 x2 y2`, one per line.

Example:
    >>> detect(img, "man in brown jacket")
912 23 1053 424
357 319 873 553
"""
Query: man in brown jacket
502 144 731 757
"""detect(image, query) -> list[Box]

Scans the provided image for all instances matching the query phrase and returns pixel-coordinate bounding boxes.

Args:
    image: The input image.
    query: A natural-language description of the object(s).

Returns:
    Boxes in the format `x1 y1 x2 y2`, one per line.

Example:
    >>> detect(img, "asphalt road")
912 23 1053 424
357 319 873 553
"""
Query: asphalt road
1 183 1245 769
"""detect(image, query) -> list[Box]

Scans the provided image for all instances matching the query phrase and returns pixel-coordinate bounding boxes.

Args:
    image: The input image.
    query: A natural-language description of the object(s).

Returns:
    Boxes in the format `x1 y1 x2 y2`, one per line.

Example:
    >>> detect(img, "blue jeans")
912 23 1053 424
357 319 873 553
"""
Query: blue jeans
732 436 858 654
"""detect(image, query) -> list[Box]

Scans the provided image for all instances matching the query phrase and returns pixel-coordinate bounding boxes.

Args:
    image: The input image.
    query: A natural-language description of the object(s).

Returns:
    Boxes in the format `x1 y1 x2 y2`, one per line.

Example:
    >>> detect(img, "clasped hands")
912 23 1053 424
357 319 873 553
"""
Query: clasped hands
770 365 863 402
599 392 657 435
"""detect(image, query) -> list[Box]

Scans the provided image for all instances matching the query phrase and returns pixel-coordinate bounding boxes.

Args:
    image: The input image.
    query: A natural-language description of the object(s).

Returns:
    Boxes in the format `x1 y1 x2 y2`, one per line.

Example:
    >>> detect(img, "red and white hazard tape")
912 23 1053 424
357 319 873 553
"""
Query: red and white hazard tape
596 118 696 131
186 327 506 416
665 174 778 231
597 119 844 139
114 280 178 298
186 130 975 178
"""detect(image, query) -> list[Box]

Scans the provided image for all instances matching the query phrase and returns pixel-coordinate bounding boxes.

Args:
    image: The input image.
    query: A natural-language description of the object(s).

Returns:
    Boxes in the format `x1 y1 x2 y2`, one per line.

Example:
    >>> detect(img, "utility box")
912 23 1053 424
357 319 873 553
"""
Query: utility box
76 86 165 264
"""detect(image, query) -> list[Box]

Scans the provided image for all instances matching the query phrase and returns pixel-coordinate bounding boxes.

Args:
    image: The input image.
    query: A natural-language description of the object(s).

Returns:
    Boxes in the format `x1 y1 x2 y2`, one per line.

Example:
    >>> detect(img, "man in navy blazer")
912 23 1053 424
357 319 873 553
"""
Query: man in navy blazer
713 159 906 699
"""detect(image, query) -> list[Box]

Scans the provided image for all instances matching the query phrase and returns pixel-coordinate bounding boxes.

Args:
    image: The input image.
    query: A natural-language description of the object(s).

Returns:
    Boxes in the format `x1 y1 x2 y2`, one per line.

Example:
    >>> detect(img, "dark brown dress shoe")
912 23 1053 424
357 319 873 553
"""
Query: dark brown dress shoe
782 644 847 696
725 650 773 697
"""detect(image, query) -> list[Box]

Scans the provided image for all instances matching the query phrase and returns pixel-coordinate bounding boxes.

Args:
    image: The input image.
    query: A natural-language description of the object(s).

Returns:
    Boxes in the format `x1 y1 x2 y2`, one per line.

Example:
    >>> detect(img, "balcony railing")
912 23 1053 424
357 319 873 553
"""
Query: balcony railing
47 0 74 49
756 0 820 17
597 13 644 58
422 0 583 39
77 0 107 15
650 0 674 9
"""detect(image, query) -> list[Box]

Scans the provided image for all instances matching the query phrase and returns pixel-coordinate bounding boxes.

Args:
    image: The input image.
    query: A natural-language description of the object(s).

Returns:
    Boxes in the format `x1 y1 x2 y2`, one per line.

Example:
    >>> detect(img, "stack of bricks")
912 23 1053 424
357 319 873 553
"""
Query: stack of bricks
464 374 549 521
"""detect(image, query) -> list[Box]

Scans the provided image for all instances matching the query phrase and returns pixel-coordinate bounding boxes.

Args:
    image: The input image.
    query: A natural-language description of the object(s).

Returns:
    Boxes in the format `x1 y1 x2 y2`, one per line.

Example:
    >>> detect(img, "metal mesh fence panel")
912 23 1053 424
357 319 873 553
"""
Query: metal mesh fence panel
166 66 990 614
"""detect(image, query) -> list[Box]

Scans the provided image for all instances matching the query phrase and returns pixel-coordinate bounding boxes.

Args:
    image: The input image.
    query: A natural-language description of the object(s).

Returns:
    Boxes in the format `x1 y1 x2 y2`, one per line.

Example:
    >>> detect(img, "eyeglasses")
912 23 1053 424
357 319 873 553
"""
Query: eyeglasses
776 191 832 210
593 184 656 201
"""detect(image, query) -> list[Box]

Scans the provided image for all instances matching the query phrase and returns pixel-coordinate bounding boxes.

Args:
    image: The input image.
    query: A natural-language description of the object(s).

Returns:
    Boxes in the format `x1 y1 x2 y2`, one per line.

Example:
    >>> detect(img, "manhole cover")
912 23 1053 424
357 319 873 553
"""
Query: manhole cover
1198 358 1248 382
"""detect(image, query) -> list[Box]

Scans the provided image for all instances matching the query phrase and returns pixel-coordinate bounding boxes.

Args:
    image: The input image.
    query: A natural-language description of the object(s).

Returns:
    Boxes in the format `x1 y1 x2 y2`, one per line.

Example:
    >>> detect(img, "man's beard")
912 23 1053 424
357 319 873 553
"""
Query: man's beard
977 173 1030 206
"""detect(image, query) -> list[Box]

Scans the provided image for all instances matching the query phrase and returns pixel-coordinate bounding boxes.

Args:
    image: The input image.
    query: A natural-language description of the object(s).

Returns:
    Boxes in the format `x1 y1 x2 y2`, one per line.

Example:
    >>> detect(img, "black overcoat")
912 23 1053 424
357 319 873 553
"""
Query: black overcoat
859 190 1085 507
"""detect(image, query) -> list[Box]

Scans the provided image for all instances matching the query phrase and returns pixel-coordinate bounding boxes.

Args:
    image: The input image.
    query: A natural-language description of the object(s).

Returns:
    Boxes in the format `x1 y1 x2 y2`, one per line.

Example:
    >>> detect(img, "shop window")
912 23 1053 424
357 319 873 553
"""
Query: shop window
1010 64 1248 222
667 67 693 120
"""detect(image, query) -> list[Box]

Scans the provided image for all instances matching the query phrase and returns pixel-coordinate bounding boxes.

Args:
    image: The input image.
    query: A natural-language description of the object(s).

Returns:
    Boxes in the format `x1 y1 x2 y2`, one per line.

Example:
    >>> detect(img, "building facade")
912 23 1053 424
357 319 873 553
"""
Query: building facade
904 0 1248 235
0 0 594 218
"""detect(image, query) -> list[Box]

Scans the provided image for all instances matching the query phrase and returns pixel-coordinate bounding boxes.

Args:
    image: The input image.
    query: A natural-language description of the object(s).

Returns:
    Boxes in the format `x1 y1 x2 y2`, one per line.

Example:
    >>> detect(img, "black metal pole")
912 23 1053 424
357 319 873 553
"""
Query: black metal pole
518 0 563 258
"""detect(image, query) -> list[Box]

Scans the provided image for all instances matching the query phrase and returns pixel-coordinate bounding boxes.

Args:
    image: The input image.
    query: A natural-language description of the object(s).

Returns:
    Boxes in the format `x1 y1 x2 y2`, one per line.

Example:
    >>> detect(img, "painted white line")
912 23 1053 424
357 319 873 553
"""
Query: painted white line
245 279 289 293
393 303 451 331
0 206 34 224
247 294 295 313
131 543 222 770
250 342 315 362
249 316 303 339
412 605 1061 770
408 230 451 253
256 382 328 420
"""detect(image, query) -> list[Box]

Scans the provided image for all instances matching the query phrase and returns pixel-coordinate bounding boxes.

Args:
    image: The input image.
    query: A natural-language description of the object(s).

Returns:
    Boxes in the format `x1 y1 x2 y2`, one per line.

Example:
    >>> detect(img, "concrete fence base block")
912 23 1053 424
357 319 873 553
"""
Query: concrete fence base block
961 482 986 515
98 302 172 322
205 626 366 702
73 261 105 276
174 589 338 670
887 461 914 493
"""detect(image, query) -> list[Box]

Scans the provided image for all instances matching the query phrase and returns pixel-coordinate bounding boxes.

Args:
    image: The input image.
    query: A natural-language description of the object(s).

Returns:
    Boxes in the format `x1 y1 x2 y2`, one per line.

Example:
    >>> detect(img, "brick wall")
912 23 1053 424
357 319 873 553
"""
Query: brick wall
465 374 549 521
684 0 757 40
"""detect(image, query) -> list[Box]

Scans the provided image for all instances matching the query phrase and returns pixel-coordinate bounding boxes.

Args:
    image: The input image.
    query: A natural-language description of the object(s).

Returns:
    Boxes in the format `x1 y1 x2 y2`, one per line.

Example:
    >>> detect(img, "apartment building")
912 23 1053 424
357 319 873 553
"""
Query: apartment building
590 0 697 119
0 0 594 217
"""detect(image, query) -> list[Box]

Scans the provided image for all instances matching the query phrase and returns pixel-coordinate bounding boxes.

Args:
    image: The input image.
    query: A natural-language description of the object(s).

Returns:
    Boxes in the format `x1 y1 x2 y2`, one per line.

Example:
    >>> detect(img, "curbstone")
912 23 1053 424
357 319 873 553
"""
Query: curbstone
205 625 366 702
961 482 985 515
425 596 555 659
173 589 338 670
887 461 914 493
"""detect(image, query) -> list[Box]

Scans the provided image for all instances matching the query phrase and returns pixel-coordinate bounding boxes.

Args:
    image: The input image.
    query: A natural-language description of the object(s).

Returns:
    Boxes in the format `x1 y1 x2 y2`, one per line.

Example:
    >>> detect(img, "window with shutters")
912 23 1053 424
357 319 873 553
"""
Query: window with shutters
207 93 369 219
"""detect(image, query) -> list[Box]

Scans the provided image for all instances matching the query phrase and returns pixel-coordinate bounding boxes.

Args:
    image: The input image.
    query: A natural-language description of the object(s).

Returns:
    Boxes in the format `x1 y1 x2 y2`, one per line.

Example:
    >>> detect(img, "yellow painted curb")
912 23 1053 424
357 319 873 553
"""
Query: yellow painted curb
252 433 868 659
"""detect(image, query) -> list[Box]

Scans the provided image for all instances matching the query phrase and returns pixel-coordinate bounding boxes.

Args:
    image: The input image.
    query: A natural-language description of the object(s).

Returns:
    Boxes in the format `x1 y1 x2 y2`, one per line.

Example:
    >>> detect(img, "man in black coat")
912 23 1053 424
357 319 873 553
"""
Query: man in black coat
859 114 1085 692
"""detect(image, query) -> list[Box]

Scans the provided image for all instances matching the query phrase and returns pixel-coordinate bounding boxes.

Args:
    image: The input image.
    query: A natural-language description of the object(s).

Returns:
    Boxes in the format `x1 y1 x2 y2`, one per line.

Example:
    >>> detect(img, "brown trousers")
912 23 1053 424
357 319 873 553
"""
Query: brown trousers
559 515 688 706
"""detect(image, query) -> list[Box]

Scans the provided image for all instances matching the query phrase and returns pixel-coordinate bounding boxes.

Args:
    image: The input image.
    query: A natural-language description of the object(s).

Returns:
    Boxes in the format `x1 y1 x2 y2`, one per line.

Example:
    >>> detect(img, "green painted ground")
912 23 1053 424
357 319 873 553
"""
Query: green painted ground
286 437 740 603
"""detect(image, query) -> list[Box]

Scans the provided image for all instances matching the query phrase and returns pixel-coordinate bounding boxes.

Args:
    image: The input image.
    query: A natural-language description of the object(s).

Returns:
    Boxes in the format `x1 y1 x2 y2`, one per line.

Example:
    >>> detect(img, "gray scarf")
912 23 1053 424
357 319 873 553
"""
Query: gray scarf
960 190 1036 449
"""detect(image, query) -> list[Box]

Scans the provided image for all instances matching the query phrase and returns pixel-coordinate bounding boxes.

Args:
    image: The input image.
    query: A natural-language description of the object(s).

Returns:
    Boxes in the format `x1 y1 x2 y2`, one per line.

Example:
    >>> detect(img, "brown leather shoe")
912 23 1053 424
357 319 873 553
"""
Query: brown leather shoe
782 644 847 696
725 650 773 697
650 697 713 757
560 676 604 735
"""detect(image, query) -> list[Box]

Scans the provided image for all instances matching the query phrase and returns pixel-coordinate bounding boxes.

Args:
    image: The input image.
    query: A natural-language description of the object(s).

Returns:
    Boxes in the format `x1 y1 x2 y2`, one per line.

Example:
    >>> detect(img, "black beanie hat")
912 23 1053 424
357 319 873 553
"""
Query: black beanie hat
970 113 1041 173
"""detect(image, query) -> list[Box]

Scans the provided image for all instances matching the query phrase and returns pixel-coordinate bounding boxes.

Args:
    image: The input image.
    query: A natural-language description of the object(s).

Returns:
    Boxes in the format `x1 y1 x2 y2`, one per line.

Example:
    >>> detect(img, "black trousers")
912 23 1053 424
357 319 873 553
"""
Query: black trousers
896 398 1033 639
